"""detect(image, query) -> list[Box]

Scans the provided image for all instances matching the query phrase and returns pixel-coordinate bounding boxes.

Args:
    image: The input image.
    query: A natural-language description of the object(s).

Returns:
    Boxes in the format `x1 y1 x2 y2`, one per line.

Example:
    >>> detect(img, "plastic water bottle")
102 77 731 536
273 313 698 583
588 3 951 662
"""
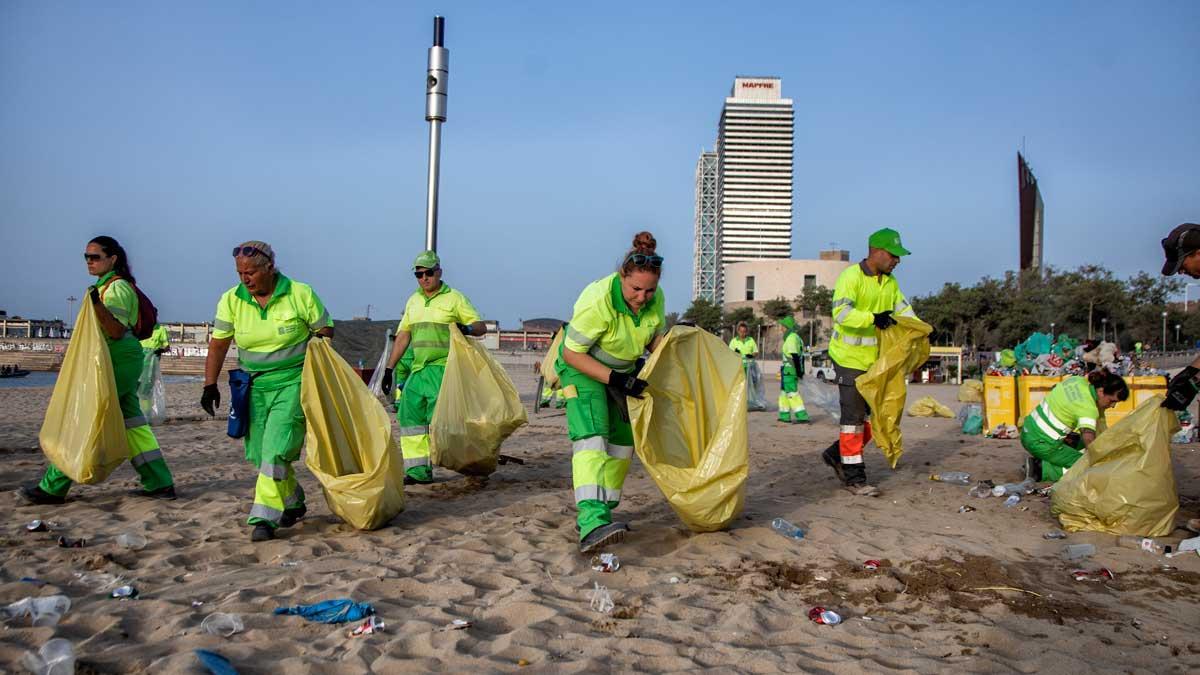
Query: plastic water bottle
1063 543 1095 561
771 518 806 540
1117 535 1173 555
929 472 971 485
1003 494 1021 507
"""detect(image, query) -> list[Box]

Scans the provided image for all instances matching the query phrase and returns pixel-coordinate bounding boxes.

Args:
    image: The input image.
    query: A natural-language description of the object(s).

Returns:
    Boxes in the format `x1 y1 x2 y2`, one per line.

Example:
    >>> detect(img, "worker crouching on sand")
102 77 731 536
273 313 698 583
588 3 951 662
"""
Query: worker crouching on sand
558 232 667 553
1021 370 1129 482
821 228 918 497
380 250 487 485
22 236 177 505
201 241 334 542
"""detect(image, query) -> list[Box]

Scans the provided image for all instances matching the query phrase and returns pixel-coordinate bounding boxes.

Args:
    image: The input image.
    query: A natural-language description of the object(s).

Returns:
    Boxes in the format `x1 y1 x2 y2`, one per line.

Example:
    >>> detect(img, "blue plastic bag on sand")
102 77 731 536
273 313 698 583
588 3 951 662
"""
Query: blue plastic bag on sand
195 650 239 675
273 599 374 624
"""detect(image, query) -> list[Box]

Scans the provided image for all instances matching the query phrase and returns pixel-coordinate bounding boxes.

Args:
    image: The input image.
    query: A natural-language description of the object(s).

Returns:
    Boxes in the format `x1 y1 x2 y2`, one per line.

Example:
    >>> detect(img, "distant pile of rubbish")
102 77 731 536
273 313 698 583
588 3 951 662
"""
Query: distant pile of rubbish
985 332 1166 377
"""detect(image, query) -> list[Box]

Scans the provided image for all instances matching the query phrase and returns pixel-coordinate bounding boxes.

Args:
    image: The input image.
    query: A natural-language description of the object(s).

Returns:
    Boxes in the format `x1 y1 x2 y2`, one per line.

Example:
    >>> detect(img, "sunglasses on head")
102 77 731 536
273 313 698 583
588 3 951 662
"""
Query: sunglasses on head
232 246 270 259
413 267 440 279
626 254 663 268
83 253 106 262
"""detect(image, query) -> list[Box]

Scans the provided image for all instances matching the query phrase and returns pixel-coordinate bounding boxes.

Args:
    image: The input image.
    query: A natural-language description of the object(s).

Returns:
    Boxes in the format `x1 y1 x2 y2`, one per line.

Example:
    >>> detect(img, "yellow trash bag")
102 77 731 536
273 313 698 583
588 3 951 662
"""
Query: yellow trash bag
629 326 749 532
302 338 406 530
430 325 528 476
38 302 128 484
1051 396 1180 537
958 379 983 403
907 396 954 418
855 316 932 469
540 327 564 389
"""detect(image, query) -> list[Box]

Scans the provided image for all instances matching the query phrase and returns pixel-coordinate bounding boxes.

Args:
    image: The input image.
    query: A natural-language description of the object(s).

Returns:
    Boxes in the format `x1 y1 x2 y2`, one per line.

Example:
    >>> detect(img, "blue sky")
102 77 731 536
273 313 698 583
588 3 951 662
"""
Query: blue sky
2 1 1197 326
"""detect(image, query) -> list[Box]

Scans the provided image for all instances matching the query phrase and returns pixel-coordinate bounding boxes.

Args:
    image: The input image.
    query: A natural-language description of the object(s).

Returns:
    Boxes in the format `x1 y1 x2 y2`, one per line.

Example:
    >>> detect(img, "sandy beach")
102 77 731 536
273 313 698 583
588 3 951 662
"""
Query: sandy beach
2 365 1199 673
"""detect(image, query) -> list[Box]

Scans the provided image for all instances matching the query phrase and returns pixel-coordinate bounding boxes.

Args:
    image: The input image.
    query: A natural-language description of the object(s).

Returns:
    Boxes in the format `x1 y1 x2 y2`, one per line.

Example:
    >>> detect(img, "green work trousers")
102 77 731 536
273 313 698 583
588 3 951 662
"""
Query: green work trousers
40 338 174 497
397 365 445 482
560 364 634 541
245 368 306 528
1020 424 1083 482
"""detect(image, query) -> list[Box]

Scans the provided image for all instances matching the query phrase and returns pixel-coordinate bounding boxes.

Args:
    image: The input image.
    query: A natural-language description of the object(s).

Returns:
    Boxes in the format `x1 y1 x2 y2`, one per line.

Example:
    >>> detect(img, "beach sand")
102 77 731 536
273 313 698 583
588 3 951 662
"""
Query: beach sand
2 367 1199 673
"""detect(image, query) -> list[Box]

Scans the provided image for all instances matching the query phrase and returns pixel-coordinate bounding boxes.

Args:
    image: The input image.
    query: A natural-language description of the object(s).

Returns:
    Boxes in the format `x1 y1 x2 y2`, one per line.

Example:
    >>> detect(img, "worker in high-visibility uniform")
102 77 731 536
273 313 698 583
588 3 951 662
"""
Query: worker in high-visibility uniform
729 322 758 360
200 241 333 542
559 231 667 553
22 236 176 505
381 251 487 484
140 323 169 356
1161 223 1200 412
1021 370 1128 481
778 315 809 423
821 228 918 497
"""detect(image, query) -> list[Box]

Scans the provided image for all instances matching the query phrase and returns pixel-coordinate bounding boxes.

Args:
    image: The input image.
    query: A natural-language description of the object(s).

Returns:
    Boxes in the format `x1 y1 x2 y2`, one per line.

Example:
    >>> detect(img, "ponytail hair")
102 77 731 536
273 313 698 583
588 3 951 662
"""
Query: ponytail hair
619 231 662 276
89 235 136 284
1087 369 1129 401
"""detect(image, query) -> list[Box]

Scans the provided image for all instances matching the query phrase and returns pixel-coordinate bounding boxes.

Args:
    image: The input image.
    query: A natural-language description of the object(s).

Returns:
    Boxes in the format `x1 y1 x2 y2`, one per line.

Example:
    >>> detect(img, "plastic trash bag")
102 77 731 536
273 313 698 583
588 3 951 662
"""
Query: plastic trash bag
745 360 768 411
957 378 983 402
273 599 374 624
629 325 748 532
301 338 406 530
429 325 528 476
999 349 1016 368
801 379 841 419
366 332 392 398
38 302 129 485
804 378 842 417
907 396 954 418
1051 396 1180 537
957 403 983 435
855 316 932 469
137 351 167 425
540 327 565 389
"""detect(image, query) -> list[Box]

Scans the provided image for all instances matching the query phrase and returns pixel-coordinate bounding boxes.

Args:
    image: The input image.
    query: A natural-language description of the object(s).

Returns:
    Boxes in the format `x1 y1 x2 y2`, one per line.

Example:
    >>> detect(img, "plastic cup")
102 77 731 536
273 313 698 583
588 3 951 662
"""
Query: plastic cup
116 533 147 550
201 612 244 637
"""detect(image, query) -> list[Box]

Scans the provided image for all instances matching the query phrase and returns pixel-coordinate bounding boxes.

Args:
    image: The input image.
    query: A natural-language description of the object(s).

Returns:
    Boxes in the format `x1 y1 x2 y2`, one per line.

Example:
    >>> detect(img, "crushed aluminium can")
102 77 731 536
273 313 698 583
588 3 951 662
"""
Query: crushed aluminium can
808 607 842 625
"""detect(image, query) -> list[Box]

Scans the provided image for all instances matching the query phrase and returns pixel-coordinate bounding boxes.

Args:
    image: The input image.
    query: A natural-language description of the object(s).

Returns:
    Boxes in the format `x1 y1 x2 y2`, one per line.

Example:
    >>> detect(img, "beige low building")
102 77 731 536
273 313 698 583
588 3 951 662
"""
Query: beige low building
722 250 854 350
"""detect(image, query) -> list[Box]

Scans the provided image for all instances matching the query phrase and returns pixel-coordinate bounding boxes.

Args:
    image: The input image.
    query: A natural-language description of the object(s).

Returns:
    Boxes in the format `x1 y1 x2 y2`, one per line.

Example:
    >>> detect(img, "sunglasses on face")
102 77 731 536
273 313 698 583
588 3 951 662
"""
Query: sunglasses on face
414 268 440 279
84 253 106 262
626 254 663 268
232 246 270 259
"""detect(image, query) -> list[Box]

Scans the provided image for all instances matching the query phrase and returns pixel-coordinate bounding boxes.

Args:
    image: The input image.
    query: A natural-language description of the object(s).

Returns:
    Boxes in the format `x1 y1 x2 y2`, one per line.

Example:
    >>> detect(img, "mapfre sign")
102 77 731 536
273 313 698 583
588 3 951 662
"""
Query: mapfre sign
741 81 775 89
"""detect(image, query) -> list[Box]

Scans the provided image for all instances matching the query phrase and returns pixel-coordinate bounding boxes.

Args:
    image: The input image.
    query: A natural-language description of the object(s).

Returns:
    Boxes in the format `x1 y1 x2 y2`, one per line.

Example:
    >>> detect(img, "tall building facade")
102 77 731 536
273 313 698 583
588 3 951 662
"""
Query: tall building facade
1017 152 1044 272
692 151 720 303
717 77 794 267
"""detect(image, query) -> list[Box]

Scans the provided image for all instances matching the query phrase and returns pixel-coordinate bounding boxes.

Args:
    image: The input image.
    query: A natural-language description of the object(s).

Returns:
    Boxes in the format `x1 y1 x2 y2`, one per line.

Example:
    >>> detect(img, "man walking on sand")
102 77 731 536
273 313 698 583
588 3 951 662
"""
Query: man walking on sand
820 228 918 497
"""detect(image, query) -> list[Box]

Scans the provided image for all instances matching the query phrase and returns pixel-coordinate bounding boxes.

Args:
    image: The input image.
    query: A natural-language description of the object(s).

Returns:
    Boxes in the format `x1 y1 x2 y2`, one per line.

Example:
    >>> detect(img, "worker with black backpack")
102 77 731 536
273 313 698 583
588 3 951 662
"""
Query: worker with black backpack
22 236 176 504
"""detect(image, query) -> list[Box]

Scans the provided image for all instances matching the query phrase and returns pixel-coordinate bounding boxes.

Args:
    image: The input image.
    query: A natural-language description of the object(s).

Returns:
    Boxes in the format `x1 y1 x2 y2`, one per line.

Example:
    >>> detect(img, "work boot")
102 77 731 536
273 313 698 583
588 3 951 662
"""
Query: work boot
1024 456 1043 482
579 522 628 554
19 485 65 506
820 443 845 483
403 475 433 486
280 505 307 528
251 524 275 542
128 485 177 500
843 483 881 497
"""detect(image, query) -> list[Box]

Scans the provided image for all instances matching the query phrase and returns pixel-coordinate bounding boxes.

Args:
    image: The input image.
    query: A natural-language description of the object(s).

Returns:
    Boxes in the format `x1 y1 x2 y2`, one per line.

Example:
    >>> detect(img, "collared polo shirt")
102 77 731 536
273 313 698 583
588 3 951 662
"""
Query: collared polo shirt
563 273 666 373
397 283 481 372
211 274 331 373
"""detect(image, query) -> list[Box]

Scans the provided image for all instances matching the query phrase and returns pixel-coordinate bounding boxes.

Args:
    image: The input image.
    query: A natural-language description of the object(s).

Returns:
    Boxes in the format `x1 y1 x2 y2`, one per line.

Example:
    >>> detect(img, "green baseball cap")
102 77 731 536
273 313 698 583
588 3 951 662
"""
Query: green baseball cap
412 250 441 270
868 228 911 257
778 315 796 330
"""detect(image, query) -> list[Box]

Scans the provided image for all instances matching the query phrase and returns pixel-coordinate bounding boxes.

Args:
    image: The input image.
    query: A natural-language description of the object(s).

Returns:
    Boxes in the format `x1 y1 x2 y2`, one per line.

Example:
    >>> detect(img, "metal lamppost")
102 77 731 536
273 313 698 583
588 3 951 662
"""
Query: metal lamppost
1176 324 1182 348
1049 322 1055 338
424 16 449 252
1163 311 1169 352
66 296 77 325
1101 318 1107 342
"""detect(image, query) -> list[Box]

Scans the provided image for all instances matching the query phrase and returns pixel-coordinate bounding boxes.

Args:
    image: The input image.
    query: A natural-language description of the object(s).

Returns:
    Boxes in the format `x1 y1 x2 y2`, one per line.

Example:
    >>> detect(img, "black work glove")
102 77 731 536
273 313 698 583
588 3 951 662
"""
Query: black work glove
791 354 803 375
1063 431 1082 448
873 310 897 330
154 348 168 356
1163 366 1200 411
456 323 473 337
201 384 220 416
608 370 649 398
380 368 394 397
89 286 101 305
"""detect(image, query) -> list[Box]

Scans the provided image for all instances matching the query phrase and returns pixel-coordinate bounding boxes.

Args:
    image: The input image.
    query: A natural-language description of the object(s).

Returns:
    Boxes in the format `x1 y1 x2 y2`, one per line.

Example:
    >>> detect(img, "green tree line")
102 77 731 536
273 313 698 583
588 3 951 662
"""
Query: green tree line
911 266 1188 351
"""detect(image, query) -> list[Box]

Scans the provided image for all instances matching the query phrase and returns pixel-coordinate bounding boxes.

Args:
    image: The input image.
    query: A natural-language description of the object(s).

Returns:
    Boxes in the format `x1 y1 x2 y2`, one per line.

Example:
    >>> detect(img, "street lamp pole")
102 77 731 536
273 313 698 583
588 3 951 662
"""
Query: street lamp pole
1050 322 1055 338
66 296 77 326
423 16 449 252
1101 318 1108 343
1176 323 1182 348
1163 311 1169 352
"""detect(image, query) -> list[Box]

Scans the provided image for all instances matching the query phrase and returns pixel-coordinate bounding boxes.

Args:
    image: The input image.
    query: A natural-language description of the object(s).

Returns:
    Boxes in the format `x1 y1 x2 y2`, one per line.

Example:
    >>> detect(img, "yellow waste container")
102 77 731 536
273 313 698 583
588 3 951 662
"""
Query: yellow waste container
1106 376 1167 426
983 375 1017 431
1017 375 1063 427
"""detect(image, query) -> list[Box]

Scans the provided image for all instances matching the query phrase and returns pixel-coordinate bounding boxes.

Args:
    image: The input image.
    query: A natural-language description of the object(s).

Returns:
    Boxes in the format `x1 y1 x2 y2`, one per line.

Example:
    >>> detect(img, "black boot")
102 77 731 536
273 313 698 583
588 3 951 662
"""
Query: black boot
251 524 275 542
280 505 307 528
128 485 176 500
19 485 65 505
820 443 845 483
